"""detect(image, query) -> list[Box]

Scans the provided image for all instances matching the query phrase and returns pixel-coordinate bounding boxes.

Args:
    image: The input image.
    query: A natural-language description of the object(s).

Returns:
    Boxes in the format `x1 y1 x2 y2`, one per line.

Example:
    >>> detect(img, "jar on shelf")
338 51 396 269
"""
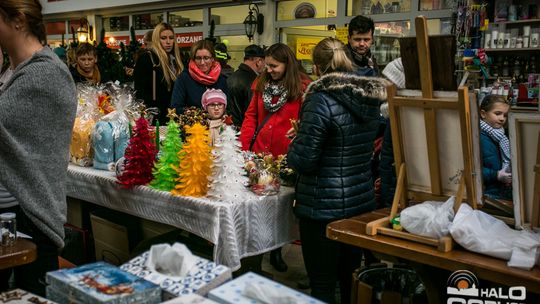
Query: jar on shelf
0 213 16 247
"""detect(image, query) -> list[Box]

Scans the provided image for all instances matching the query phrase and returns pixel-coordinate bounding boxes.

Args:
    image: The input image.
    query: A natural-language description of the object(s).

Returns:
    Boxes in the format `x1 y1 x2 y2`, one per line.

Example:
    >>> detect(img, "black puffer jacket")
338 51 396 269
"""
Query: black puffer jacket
288 73 388 221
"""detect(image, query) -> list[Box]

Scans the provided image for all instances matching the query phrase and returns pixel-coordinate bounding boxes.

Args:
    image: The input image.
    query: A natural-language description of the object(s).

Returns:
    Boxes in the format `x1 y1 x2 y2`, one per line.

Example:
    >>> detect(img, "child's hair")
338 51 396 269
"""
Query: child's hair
312 37 354 74
480 94 509 113
255 43 304 100
75 43 96 58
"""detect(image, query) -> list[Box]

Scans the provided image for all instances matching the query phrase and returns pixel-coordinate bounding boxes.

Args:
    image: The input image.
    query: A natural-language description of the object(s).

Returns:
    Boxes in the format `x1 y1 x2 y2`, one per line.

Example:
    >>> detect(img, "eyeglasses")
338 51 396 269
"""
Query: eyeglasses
194 56 213 62
207 103 225 108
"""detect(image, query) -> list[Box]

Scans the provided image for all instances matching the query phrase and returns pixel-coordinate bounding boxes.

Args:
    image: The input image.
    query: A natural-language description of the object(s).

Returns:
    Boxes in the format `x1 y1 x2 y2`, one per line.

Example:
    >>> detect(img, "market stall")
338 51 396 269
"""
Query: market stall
66 164 296 271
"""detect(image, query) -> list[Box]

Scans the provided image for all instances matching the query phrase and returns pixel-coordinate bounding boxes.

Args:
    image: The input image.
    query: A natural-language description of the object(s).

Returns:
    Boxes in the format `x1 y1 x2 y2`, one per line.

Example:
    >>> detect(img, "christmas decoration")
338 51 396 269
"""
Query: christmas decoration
150 120 183 191
117 117 157 188
172 123 212 197
244 152 282 195
207 125 250 201
177 106 208 141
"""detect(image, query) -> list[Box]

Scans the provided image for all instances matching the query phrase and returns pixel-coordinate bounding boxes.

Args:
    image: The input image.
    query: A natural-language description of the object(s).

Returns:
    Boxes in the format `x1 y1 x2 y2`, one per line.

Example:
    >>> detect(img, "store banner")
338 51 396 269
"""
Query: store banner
336 27 349 45
176 32 203 48
296 37 322 60
104 36 130 49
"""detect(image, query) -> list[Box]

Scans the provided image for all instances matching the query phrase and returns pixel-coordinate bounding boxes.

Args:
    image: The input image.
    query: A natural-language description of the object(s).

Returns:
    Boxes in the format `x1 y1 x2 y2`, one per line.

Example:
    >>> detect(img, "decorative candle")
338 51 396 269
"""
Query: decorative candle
155 120 160 151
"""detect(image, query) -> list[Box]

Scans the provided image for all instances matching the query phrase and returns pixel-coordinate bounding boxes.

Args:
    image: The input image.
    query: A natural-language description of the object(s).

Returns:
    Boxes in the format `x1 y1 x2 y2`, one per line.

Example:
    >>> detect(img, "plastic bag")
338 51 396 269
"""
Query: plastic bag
400 196 455 238
450 204 540 270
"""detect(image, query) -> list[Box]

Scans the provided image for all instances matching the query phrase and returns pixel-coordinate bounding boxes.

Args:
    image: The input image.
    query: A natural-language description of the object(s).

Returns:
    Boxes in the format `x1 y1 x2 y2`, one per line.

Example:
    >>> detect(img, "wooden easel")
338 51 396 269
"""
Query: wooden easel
531 132 540 228
365 16 479 252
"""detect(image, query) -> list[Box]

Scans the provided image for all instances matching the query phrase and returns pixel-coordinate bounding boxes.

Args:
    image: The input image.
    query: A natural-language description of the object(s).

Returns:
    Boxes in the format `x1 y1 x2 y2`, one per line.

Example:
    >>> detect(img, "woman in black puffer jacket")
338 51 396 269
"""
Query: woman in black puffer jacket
287 37 388 304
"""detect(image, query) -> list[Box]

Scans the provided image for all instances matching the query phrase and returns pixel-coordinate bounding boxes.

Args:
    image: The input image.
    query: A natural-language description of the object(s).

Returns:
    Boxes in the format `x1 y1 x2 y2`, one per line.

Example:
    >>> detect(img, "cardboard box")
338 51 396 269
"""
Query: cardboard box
208 272 324 304
140 218 177 240
46 261 161 304
91 210 141 265
120 249 231 300
0 289 57 304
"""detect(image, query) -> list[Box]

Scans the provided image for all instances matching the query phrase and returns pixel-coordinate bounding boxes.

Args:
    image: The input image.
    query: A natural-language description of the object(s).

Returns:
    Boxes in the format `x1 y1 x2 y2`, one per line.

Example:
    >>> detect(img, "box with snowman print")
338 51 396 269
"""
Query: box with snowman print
120 249 231 300
208 272 324 304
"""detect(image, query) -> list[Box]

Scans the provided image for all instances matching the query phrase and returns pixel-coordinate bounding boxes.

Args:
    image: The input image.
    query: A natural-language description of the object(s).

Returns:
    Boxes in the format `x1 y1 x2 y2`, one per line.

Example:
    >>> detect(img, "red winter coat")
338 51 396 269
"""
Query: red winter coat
240 78 311 156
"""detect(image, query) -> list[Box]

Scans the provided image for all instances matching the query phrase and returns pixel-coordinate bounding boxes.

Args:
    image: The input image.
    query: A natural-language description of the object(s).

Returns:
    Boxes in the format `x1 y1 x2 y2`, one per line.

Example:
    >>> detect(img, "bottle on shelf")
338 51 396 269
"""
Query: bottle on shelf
502 57 510 77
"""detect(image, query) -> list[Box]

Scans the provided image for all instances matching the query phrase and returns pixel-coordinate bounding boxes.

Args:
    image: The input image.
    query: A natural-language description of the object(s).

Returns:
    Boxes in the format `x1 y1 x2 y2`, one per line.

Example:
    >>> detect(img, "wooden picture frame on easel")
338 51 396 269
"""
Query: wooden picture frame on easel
365 16 482 252
508 112 540 229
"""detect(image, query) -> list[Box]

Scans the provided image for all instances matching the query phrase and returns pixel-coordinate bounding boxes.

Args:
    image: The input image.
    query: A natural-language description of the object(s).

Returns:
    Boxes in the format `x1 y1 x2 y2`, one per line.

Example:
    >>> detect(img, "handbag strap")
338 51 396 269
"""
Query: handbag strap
249 112 273 151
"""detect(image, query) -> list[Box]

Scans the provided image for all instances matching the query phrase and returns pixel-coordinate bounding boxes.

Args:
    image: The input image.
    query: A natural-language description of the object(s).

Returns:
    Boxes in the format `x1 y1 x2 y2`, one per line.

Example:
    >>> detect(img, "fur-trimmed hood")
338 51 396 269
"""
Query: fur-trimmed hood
304 72 389 121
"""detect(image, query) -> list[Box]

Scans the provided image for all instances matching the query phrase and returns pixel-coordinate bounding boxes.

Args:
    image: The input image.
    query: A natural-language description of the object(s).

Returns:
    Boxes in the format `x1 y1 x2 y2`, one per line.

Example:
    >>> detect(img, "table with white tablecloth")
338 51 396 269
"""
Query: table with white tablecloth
66 165 296 271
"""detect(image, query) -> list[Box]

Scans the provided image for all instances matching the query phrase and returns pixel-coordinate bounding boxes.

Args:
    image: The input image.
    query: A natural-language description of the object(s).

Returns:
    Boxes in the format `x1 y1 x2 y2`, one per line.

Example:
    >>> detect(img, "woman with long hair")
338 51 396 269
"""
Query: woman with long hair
0 0 77 295
171 39 228 114
134 22 183 124
239 43 311 272
287 37 388 303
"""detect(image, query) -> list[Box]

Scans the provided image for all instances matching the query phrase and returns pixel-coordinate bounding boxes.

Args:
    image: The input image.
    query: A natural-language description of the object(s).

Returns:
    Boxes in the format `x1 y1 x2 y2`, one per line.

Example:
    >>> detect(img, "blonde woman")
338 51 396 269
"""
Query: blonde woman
287 37 388 304
134 22 183 124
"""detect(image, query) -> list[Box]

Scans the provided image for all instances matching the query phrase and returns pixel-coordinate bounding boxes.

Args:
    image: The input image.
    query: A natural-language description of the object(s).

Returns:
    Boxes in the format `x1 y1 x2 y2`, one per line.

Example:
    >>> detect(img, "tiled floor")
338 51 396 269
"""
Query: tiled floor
261 243 311 294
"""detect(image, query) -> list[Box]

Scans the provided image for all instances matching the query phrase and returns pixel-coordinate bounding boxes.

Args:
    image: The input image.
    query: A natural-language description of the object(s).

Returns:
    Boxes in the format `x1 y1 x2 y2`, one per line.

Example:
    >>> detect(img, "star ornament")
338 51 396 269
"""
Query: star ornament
167 108 179 122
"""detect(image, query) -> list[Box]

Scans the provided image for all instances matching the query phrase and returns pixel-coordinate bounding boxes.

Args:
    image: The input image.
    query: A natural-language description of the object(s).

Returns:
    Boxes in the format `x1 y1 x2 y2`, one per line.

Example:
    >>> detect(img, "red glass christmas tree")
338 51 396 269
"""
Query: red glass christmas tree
117 117 157 188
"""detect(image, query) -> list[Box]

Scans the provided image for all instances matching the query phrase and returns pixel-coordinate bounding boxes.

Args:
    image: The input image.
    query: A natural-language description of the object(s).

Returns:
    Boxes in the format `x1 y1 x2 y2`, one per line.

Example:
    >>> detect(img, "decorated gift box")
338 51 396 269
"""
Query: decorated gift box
45 261 161 304
162 294 219 304
208 272 324 304
0 289 57 304
120 248 232 300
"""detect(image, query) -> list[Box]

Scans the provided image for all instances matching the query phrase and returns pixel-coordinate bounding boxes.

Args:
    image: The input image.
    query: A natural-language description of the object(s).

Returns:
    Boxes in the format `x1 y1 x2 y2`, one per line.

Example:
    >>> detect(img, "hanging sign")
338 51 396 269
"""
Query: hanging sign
176 32 203 48
104 36 130 49
296 37 322 60
336 27 349 45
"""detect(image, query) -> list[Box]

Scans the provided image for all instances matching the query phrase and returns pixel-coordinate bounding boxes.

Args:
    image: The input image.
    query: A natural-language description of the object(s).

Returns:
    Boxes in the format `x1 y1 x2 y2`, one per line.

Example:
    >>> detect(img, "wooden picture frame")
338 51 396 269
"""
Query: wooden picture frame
509 112 540 229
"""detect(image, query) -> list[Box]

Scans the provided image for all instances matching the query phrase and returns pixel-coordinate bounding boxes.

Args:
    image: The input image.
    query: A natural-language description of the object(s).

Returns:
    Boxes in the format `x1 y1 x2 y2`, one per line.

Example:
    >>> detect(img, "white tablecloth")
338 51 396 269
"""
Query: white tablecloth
66 165 297 271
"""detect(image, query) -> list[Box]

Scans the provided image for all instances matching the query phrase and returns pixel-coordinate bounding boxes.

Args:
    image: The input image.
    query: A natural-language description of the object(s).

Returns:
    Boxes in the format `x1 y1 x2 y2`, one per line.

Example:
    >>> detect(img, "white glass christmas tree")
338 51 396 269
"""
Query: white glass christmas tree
207 125 250 201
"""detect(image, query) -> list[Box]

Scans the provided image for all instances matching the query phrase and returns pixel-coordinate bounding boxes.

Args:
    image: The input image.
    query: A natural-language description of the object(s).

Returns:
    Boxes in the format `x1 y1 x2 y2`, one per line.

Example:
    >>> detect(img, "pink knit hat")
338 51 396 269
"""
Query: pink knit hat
201 89 227 110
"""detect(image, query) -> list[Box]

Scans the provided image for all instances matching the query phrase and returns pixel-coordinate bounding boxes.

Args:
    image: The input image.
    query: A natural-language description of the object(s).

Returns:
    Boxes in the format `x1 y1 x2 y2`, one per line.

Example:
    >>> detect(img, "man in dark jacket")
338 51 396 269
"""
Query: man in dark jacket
347 15 378 76
226 45 265 127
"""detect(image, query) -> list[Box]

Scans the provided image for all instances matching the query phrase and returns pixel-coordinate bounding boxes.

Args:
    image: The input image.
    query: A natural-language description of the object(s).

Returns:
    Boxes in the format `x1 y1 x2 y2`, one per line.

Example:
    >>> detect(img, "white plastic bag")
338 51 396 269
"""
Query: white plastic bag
450 204 540 270
400 196 455 238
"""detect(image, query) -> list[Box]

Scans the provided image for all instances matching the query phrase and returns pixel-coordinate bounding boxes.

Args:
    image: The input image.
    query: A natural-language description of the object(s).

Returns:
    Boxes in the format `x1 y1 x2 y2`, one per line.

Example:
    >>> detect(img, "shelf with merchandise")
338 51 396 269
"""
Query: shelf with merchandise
485 47 540 52
492 18 540 25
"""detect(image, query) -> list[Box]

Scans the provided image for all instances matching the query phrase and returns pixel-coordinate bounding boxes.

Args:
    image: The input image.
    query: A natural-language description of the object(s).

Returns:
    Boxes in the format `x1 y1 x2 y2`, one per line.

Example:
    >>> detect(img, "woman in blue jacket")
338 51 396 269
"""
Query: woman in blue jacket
287 37 389 304
171 40 228 114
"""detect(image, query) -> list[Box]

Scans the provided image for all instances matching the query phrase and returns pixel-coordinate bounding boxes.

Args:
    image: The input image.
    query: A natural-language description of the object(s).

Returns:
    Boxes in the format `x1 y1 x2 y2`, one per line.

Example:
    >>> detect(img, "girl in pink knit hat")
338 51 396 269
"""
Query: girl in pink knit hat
202 88 232 145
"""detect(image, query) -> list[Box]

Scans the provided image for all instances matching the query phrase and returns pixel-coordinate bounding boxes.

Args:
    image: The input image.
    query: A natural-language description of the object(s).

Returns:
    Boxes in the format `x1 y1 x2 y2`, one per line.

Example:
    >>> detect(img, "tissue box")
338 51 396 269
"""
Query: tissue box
120 250 231 300
162 294 219 304
0 289 57 304
208 272 325 304
45 261 161 304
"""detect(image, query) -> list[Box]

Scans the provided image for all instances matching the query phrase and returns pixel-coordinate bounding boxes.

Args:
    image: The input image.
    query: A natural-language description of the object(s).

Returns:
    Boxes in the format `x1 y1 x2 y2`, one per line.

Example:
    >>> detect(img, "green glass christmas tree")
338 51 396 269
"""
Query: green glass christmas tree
150 120 183 191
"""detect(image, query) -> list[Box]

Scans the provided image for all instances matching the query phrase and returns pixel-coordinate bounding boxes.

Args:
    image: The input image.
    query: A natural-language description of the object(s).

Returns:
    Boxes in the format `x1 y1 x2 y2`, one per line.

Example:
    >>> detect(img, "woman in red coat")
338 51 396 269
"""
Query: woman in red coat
240 43 311 272
240 43 311 156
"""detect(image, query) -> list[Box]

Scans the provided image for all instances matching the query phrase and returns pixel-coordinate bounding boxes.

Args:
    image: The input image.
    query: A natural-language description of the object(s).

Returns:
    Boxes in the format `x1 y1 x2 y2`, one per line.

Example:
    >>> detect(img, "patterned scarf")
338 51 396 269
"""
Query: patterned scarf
480 120 511 167
263 82 288 113
188 60 221 86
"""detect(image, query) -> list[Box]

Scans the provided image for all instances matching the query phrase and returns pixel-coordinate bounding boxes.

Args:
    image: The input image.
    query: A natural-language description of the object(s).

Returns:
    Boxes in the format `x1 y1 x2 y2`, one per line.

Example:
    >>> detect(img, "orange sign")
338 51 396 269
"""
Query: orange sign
104 36 129 49
296 37 323 60
176 32 203 48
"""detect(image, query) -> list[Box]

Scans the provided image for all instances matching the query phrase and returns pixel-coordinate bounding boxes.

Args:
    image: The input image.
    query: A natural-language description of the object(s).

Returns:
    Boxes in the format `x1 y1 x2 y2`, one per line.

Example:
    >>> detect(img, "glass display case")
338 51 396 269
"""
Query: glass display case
102 16 129 32
211 5 250 24
168 9 203 28
347 0 411 15
372 21 410 65
133 13 162 30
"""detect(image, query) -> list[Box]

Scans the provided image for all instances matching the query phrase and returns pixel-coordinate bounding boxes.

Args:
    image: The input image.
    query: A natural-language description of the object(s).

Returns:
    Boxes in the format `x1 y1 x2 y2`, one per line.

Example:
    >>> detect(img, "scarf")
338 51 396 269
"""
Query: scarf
188 60 221 86
347 44 375 68
480 120 511 167
263 82 288 113
77 65 101 84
